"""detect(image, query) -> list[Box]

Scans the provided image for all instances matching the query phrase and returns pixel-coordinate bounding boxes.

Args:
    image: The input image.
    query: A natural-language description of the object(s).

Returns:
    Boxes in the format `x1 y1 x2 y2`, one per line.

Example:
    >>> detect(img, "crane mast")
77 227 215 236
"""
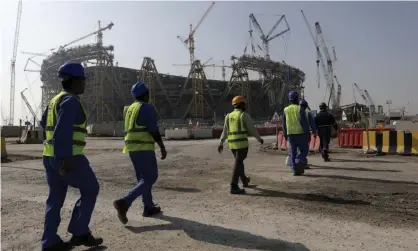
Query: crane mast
8 0 23 126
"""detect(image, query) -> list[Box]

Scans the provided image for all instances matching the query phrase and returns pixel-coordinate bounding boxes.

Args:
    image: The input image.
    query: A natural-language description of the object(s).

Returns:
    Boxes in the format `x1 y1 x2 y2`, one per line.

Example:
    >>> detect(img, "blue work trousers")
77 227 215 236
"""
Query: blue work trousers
287 134 309 172
42 155 100 248
318 127 332 158
122 151 158 209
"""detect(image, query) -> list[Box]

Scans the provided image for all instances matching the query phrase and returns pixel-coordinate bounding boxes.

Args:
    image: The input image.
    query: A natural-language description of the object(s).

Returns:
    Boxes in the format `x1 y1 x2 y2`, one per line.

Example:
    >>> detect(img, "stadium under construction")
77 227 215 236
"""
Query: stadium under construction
31 17 305 125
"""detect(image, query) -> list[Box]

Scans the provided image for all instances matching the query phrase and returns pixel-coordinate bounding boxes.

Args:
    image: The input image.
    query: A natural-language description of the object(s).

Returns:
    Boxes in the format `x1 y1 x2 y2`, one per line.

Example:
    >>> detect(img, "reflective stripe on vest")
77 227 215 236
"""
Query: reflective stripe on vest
284 104 304 135
227 109 249 150
123 102 155 153
42 91 87 157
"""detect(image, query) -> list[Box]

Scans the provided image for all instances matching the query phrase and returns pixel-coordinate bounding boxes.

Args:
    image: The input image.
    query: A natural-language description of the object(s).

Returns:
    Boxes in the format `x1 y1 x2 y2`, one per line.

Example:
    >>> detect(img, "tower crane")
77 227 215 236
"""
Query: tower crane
21 88 40 126
8 0 23 126
178 1 215 65
249 13 290 61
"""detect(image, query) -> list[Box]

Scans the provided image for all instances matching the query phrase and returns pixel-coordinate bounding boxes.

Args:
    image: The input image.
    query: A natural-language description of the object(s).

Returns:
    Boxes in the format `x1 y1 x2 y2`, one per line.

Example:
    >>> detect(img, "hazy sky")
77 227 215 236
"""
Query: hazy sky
1 1 417 125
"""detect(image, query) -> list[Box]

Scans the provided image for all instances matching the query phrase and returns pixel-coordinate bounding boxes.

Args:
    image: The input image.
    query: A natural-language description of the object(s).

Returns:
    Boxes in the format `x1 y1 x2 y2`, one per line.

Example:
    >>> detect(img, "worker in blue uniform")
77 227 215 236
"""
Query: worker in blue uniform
40 62 103 251
299 99 317 168
314 102 338 162
283 91 311 176
113 82 167 225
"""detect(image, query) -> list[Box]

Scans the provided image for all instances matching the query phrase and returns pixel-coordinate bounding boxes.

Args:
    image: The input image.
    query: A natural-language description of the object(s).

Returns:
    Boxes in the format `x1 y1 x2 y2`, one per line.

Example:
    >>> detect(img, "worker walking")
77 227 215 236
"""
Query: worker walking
113 82 167 225
41 62 103 251
283 91 311 176
299 99 317 168
314 102 338 162
218 96 264 194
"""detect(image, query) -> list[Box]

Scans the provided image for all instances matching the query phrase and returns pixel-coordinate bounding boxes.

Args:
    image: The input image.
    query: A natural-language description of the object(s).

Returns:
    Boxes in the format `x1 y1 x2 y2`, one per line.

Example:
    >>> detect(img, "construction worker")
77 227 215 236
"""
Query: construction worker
40 62 103 251
218 96 264 194
283 91 311 176
314 102 338 162
113 82 167 225
299 99 317 168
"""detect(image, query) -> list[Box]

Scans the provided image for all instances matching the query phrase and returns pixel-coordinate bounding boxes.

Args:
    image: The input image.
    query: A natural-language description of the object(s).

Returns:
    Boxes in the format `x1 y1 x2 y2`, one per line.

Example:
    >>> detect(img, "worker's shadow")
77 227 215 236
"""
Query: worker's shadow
81 246 108 251
126 214 310 251
247 187 370 206
308 164 401 173
331 158 407 164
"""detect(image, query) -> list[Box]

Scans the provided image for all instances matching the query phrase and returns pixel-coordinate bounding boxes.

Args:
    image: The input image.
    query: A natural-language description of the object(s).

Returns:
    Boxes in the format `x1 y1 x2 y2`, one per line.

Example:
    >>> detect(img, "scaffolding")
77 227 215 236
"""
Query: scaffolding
220 57 252 112
182 60 214 120
35 21 127 123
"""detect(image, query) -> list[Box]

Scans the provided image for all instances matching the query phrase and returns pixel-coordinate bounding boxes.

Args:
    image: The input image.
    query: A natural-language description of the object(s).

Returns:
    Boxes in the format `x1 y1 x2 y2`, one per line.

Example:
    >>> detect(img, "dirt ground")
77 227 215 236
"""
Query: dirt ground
2 136 418 251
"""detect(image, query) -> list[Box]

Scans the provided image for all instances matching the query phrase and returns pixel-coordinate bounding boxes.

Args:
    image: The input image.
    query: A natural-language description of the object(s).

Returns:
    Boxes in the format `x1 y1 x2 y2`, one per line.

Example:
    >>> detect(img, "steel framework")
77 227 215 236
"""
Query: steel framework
29 21 127 123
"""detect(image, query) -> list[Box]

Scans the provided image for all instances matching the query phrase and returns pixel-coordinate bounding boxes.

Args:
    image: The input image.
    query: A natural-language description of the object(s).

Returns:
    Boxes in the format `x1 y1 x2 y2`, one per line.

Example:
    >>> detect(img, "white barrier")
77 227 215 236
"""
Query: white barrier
87 124 115 136
165 128 189 140
192 129 213 139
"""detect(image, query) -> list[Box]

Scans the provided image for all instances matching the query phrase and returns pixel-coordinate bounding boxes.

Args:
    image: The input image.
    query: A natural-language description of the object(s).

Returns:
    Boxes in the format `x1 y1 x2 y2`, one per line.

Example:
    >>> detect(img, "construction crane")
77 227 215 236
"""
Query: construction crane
20 88 40 126
178 1 215 65
249 13 290 61
8 0 23 126
22 22 114 74
334 76 342 107
364 89 376 115
301 10 340 111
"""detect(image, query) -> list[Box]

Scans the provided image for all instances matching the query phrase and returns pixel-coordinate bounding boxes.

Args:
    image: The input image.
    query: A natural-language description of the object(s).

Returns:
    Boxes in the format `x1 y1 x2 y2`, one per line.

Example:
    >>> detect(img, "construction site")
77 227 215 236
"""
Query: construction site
2 2 418 251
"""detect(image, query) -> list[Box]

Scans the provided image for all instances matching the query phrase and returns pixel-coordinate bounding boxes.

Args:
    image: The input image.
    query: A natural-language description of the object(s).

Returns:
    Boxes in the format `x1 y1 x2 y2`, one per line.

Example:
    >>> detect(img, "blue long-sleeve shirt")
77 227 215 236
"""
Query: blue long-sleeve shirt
283 106 311 137
41 93 86 159
134 102 159 133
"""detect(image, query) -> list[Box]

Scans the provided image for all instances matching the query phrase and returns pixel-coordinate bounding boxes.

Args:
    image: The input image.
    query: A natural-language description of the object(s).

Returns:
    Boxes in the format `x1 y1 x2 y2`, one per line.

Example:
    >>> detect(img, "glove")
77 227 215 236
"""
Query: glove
160 147 167 160
59 158 73 176
259 138 264 145
218 144 223 153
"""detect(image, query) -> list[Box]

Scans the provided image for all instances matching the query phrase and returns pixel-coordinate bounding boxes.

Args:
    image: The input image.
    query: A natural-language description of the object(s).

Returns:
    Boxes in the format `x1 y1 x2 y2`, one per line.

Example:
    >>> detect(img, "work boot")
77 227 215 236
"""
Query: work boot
70 232 103 247
293 163 305 176
143 204 162 217
242 176 251 188
42 240 72 251
113 199 129 224
230 184 246 194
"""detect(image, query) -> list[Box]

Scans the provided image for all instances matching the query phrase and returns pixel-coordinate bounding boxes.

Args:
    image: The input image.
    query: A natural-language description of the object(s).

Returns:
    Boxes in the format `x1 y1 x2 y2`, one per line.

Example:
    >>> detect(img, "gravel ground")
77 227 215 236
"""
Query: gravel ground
1 136 418 251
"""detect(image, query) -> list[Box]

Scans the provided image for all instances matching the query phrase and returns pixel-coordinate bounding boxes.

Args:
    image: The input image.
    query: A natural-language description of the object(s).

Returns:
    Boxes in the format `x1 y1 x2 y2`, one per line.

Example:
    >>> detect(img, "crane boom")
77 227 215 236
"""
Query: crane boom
353 83 368 105
21 88 40 125
8 0 23 126
301 10 328 89
58 22 114 52
188 1 215 39
314 21 338 109
249 13 290 60
364 90 375 106
182 1 216 64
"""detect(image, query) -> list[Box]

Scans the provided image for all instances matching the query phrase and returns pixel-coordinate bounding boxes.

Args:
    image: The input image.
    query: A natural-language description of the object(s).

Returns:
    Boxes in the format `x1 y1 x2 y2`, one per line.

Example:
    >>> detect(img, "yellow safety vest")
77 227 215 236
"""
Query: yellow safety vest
123 102 155 153
43 91 87 157
226 109 249 150
284 104 304 135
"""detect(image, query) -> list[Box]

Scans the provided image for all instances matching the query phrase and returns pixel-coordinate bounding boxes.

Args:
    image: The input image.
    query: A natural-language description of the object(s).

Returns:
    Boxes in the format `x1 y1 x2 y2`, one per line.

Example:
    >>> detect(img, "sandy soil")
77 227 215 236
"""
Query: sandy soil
2 136 418 251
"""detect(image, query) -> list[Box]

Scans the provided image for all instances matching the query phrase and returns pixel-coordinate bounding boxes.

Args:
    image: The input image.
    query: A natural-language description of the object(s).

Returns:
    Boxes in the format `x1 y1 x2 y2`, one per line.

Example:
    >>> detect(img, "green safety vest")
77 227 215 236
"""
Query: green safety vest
226 109 249 150
123 102 155 153
43 91 87 157
284 104 305 135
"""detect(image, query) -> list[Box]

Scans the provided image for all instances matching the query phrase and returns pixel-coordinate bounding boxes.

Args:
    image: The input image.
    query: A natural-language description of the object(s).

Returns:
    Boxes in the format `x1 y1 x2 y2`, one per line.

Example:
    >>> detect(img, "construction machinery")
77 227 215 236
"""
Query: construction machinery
8 0 23 126
20 88 40 126
176 1 216 120
301 10 342 120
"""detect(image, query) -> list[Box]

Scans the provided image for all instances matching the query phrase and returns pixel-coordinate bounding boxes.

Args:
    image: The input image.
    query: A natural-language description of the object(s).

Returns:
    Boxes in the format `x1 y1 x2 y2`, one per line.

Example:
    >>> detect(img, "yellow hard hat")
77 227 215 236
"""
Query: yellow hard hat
232 96 246 105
